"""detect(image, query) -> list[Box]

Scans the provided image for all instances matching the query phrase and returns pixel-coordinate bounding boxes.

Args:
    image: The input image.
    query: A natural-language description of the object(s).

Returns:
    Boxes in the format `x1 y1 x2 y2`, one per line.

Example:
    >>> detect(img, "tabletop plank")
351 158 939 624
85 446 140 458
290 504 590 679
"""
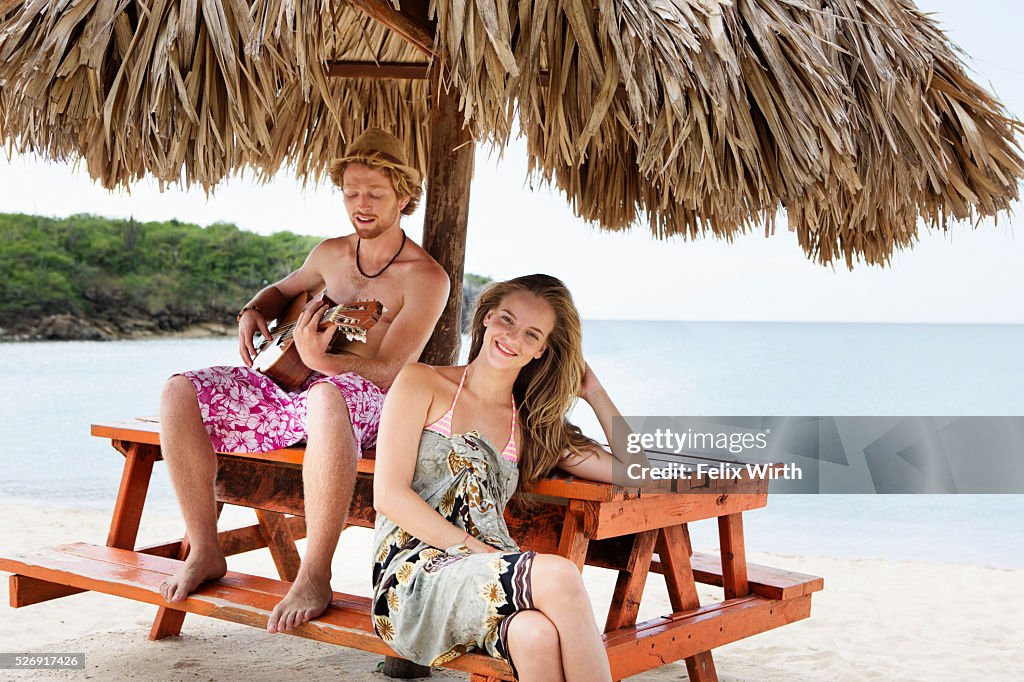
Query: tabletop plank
92 419 772 502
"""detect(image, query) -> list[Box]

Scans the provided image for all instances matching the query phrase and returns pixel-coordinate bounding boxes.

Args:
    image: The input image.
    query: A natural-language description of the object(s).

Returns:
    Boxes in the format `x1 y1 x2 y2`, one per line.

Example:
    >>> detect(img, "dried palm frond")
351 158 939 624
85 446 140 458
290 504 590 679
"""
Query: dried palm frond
0 0 1020 267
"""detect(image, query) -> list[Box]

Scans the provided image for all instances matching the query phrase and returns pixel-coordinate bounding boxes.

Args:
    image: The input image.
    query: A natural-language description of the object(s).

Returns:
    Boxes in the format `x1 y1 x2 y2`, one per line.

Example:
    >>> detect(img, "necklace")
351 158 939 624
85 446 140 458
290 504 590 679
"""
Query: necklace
357 230 406 278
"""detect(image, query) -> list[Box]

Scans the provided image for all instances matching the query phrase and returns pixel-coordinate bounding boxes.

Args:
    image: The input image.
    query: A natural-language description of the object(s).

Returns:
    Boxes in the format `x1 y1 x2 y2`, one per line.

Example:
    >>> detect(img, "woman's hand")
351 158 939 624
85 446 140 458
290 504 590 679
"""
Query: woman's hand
292 301 334 374
464 536 500 554
579 362 605 403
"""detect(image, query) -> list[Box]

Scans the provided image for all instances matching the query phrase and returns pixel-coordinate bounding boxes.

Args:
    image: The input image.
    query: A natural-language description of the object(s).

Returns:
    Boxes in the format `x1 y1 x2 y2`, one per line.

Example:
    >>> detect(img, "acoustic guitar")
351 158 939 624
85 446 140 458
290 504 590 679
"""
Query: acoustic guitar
251 292 384 391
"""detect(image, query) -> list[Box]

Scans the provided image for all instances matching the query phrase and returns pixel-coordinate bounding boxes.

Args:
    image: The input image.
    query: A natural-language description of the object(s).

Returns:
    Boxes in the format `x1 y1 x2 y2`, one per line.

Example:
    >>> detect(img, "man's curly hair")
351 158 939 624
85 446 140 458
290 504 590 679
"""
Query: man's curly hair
328 152 423 216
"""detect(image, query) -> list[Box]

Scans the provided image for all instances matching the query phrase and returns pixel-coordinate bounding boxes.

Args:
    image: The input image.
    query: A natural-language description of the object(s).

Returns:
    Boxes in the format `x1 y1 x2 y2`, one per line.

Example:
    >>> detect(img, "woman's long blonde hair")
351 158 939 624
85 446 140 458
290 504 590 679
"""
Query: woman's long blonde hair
467 274 596 492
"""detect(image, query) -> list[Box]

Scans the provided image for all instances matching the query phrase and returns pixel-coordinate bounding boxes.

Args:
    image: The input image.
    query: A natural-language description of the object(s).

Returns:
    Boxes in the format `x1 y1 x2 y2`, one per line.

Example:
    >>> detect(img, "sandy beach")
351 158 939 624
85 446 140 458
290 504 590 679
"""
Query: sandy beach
1 503 1019 681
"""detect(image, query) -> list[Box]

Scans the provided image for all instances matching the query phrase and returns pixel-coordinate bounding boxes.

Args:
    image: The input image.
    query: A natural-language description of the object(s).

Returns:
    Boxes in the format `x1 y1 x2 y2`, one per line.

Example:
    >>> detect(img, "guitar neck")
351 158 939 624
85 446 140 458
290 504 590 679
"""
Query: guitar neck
322 304 359 326
319 306 337 325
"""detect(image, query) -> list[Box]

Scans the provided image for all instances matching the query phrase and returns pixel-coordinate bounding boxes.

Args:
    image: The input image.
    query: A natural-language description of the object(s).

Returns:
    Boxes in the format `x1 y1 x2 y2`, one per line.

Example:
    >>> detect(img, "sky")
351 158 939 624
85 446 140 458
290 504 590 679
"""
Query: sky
1 0 1021 324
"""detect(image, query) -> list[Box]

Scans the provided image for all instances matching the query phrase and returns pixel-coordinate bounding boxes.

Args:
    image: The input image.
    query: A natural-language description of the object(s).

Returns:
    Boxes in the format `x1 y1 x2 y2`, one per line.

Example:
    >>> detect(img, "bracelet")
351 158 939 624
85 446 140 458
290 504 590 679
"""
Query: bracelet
463 532 471 545
236 304 261 323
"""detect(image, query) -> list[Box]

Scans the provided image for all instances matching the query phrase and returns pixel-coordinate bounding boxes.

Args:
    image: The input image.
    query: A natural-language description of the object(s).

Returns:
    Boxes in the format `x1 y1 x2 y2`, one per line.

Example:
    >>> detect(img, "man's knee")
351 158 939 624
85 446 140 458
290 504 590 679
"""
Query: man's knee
306 383 356 448
306 382 350 416
161 375 198 416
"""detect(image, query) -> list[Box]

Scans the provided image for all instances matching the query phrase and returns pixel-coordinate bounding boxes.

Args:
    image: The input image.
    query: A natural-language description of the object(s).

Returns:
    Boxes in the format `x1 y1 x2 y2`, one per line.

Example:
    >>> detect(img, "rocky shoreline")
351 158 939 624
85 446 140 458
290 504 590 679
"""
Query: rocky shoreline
0 313 235 342
4 278 489 343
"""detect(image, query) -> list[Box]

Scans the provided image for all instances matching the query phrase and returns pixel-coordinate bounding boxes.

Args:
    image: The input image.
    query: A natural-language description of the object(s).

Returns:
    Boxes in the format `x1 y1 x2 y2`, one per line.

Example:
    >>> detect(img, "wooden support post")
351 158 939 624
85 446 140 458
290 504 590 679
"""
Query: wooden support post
604 530 657 631
255 510 303 582
382 657 434 679
419 65 475 365
326 61 430 80
658 525 719 682
680 522 694 557
657 526 700 610
106 443 158 549
557 501 592 570
9 575 84 607
685 653 719 682
717 513 749 599
150 597 188 641
347 0 435 56
135 515 307 560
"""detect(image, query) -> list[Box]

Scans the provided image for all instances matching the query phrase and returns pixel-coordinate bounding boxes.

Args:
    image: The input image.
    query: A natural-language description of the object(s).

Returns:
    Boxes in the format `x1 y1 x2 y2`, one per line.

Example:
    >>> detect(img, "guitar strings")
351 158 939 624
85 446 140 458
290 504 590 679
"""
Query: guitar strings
257 306 368 343
267 311 362 337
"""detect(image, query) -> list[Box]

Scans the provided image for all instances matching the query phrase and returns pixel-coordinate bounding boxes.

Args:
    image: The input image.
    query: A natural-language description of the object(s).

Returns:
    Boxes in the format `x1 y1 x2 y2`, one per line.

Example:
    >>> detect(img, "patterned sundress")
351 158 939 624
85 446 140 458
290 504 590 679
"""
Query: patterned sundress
371 370 536 675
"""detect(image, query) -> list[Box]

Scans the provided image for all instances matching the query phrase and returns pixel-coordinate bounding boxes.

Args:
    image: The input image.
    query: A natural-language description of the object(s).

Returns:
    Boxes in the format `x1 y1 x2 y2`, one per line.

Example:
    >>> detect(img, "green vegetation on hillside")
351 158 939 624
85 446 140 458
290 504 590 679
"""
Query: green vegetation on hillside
1 213 319 331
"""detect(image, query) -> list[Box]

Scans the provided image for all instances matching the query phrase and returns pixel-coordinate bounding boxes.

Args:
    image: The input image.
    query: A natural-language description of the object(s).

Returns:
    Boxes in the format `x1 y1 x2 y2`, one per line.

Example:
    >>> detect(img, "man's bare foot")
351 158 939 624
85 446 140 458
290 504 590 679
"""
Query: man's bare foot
266 576 333 633
159 552 227 603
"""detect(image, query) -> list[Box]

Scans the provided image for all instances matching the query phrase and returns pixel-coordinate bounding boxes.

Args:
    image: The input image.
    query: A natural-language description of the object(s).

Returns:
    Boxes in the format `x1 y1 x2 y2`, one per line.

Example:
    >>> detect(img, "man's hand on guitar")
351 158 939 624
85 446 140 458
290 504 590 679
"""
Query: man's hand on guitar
239 309 273 367
292 302 335 375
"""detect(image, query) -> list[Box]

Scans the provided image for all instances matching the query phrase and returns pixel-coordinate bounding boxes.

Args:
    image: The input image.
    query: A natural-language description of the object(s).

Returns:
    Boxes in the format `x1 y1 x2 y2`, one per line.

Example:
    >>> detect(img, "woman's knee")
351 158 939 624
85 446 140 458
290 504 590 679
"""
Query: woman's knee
530 554 588 607
506 610 561 662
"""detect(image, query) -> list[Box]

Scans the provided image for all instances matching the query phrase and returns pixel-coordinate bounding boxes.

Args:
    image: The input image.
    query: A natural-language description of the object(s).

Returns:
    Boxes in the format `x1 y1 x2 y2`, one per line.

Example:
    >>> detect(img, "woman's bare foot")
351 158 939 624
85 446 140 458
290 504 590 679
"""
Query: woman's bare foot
159 552 227 603
266 576 333 634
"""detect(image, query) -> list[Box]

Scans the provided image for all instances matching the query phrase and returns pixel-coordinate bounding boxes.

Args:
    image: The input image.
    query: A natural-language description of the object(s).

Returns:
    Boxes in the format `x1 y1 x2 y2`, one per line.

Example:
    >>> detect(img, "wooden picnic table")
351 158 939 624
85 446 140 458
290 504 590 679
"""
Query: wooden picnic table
1 419 822 681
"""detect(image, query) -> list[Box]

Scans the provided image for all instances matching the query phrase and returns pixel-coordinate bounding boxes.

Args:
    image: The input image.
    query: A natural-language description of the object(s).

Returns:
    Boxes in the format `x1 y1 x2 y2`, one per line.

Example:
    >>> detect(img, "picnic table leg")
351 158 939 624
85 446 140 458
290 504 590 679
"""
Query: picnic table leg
717 513 749 598
557 500 591 570
255 509 303 582
8 575 86 607
106 442 160 549
604 529 657 631
382 658 433 679
149 503 225 640
658 525 719 682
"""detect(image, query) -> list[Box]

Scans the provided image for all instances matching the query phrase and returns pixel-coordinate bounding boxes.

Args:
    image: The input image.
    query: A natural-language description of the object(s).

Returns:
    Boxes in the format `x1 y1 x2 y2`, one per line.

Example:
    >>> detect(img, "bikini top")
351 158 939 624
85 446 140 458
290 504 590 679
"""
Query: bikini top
424 367 519 461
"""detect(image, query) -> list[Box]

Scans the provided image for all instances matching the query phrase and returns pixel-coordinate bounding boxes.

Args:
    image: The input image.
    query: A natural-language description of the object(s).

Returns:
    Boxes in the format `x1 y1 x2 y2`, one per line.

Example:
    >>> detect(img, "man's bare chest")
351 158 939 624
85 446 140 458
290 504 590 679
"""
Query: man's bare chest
322 271 404 326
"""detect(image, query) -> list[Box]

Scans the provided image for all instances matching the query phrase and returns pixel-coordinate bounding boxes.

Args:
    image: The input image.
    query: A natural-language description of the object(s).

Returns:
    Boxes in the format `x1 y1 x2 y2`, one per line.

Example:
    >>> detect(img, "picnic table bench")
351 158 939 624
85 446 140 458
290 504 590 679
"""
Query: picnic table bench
1 419 822 681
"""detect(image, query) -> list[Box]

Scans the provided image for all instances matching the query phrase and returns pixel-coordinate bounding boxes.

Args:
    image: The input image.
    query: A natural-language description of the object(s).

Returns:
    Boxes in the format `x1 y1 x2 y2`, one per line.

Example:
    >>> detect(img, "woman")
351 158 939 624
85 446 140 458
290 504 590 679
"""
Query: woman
371 274 629 681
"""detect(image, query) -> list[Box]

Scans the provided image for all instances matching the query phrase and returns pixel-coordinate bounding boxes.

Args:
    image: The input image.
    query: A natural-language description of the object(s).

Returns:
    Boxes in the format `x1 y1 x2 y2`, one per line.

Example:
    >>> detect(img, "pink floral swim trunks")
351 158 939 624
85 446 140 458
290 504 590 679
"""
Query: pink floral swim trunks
178 366 385 454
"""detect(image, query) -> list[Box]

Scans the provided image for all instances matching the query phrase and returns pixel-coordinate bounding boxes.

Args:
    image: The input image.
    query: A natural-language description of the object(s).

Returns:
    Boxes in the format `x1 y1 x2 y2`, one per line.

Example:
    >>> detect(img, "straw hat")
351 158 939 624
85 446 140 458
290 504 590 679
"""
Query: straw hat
331 128 422 188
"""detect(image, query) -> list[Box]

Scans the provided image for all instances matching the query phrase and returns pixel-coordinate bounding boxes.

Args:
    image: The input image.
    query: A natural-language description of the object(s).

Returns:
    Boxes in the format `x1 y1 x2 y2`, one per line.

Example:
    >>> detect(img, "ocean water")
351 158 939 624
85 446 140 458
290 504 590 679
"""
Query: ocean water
1 321 1021 568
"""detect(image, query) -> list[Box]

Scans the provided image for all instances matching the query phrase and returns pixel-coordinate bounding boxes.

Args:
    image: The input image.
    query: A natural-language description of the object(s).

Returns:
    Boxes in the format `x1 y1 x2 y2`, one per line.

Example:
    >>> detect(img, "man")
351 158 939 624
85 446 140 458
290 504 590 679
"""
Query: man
157 128 449 634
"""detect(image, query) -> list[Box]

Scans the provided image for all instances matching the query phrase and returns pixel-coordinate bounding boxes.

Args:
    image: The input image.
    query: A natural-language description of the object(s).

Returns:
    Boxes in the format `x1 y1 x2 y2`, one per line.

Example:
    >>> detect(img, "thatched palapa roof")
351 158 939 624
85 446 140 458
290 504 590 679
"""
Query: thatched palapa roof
0 0 1021 267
